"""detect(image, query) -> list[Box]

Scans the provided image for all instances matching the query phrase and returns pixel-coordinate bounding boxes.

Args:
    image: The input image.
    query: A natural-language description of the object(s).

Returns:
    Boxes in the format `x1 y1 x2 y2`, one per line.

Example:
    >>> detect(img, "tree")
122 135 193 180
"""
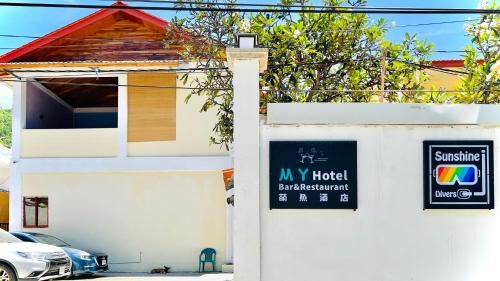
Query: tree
167 0 433 148
456 1 499 103
0 109 11 148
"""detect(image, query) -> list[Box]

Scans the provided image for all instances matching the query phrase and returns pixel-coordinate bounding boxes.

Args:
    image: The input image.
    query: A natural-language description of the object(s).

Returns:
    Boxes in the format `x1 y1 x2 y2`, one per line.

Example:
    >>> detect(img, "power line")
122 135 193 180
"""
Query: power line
0 17 481 44
2 58 467 77
388 59 469 75
393 19 473 27
0 2 498 14
98 0 500 14
1 66 228 73
0 78 232 90
98 0 354 9
260 88 498 93
0 55 468 79
0 18 483 52
2 78 495 94
433 50 466 53
266 58 469 76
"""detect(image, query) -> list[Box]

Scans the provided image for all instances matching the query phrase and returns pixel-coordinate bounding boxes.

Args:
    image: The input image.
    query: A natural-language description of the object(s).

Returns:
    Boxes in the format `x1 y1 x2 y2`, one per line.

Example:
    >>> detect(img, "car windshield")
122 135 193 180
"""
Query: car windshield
0 229 21 243
30 233 70 247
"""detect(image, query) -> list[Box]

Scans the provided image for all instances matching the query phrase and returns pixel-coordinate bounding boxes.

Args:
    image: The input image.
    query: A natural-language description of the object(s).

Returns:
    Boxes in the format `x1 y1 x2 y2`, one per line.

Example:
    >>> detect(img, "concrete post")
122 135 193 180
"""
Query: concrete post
226 189 234 264
226 48 268 281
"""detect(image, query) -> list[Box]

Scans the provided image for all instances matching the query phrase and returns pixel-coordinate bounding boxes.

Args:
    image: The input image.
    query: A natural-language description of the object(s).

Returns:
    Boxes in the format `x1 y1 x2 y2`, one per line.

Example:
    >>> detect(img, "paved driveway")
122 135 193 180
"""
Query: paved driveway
69 273 233 281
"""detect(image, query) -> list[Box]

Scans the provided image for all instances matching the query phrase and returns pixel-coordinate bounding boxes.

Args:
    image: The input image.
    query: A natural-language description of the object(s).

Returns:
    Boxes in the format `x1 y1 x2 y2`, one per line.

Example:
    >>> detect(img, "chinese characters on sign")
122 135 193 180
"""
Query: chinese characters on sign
269 141 358 209
424 141 494 209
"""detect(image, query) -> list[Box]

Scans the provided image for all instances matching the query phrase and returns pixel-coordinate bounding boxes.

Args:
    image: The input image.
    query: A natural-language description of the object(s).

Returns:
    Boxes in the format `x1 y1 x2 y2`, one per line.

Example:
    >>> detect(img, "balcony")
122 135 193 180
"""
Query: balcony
20 78 119 158
21 128 118 158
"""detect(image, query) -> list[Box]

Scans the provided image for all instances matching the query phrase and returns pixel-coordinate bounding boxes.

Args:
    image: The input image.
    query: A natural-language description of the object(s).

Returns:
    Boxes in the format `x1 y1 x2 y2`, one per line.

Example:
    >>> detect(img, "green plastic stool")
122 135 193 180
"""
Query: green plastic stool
199 248 216 272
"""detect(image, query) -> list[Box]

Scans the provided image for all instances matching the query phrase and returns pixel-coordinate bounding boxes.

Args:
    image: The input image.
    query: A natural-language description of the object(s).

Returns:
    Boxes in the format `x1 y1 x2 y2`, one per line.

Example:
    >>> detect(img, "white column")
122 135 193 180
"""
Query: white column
227 48 268 281
10 79 26 231
226 189 234 264
226 147 235 264
117 74 128 158
11 80 26 159
9 166 21 231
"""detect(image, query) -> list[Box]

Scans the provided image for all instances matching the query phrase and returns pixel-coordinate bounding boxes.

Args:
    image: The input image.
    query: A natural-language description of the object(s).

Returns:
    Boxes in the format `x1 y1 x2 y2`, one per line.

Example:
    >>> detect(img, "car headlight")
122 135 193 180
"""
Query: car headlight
80 254 92 260
17 252 49 261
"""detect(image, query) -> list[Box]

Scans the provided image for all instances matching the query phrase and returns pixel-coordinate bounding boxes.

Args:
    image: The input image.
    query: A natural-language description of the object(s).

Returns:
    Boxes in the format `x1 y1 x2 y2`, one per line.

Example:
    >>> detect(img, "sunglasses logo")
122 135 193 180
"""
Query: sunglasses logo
436 164 478 186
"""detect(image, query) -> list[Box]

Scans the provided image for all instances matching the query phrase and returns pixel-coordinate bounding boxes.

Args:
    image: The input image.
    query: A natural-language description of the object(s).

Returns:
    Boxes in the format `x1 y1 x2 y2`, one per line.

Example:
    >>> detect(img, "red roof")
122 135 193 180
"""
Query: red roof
0 1 170 63
431 59 484 68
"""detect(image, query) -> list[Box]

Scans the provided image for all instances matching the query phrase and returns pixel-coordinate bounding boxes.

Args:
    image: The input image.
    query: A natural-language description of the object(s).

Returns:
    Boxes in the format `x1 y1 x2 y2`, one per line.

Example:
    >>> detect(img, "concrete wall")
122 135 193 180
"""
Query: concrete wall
21 171 227 272
26 82 73 129
21 128 118 158
127 75 227 157
259 120 500 281
0 192 8 223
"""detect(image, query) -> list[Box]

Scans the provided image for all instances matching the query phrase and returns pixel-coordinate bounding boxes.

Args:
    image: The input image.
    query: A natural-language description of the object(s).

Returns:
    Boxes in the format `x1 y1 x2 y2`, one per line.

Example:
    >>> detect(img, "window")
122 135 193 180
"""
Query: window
23 197 48 228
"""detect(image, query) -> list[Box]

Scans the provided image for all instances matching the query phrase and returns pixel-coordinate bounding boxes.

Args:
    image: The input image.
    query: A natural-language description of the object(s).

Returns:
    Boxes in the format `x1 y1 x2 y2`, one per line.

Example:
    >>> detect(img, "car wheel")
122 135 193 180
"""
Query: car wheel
0 264 16 281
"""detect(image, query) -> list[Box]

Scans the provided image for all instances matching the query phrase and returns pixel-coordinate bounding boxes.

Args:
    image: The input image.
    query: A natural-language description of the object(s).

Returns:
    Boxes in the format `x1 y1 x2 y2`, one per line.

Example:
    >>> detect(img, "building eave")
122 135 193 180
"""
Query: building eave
0 2 170 63
0 60 180 70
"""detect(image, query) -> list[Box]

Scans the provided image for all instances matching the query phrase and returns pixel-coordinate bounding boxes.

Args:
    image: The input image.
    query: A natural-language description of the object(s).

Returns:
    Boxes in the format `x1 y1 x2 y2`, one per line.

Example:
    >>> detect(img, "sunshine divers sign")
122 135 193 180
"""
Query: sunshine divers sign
269 141 357 209
424 141 494 209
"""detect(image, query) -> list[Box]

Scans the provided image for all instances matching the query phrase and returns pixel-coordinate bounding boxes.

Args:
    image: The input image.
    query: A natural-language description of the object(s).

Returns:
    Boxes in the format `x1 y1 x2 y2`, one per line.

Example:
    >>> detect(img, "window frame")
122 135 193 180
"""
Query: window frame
23 197 49 228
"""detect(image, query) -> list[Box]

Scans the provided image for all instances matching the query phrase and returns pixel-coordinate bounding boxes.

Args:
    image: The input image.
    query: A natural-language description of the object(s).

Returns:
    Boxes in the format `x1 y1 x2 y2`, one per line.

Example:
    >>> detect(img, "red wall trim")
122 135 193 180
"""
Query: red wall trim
431 59 485 68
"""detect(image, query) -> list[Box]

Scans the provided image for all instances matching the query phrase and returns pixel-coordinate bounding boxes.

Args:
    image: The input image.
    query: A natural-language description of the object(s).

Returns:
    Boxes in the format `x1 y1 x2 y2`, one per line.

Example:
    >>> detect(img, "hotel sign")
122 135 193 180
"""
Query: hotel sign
269 141 357 209
424 141 494 209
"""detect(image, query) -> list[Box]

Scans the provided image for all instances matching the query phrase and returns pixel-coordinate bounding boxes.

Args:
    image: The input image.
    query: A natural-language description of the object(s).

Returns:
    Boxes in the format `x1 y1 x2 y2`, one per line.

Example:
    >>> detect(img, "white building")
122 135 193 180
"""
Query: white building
0 2 232 272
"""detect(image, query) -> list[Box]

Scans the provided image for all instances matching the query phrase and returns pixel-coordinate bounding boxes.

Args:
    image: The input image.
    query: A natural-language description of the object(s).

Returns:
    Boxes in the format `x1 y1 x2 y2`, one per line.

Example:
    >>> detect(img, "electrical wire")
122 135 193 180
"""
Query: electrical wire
0 16 480 45
259 88 498 93
1 66 228 73
0 54 471 79
0 78 233 90
1 58 468 77
2 78 496 93
265 58 469 76
98 0 500 13
393 19 473 27
0 17 482 52
0 2 498 14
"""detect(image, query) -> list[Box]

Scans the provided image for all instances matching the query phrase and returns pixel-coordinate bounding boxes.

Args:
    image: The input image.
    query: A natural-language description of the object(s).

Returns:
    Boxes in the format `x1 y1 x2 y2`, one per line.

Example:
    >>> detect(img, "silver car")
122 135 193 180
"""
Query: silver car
0 229 71 281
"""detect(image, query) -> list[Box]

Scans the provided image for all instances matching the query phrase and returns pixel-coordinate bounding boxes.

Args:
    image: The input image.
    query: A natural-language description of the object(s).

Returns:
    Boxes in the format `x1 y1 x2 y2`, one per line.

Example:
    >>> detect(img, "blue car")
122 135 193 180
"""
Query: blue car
11 232 108 277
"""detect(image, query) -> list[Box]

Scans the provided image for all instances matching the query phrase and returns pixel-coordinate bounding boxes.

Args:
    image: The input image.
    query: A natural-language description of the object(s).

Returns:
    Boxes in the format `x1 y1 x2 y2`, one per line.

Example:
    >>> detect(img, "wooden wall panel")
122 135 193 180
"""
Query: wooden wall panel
13 12 182 62
128 72 176 142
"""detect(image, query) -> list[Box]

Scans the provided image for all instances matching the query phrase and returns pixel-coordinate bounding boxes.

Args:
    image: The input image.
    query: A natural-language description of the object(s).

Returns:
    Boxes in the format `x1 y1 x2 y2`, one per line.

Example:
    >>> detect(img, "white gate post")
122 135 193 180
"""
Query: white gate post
226 47 268 281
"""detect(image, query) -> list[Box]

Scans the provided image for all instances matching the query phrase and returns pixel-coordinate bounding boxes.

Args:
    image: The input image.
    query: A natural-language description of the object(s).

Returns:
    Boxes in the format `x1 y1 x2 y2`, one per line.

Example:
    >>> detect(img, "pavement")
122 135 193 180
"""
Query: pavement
69 272 234 281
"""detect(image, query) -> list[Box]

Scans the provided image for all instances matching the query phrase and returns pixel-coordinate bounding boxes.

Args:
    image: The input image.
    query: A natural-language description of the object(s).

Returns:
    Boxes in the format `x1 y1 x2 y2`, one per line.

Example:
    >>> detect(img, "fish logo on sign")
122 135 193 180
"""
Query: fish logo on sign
436 164 478 186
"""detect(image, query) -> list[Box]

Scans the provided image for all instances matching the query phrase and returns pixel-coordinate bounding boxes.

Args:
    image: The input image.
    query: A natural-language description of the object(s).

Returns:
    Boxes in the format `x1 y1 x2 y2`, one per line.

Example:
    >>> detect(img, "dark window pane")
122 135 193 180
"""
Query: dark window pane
24 198 36 226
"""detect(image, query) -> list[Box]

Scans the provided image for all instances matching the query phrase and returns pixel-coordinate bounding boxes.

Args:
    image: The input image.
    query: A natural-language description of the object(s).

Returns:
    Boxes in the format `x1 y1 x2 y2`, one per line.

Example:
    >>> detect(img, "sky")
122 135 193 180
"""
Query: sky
0 0 485 108
0 84 11 109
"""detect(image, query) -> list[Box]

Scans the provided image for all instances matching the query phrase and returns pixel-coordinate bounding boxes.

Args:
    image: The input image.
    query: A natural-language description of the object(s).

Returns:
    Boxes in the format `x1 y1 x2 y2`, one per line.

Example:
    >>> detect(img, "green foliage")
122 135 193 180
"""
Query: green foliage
455 1 499 103
0 109 11 148
167 0 434 148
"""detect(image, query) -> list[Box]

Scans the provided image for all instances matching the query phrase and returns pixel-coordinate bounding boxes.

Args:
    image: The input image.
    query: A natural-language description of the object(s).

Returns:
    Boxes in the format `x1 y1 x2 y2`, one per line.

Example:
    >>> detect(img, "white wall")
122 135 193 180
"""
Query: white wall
127 74 228 157
22 171 227 272
260 124 500 281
